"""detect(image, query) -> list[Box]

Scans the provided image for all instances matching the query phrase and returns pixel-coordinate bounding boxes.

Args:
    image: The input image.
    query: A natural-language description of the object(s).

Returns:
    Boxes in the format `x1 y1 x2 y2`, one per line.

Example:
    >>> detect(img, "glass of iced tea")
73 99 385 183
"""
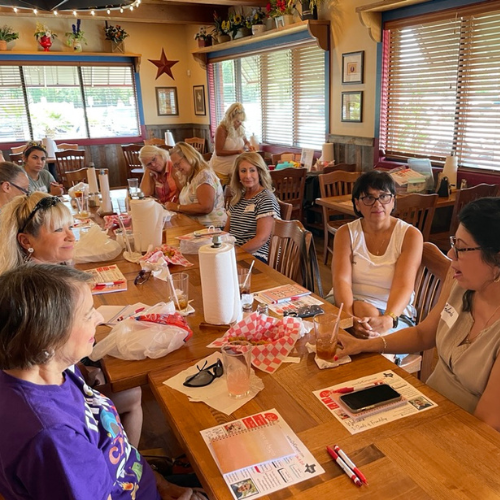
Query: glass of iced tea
74 190 89 219
222 341 252 398
169 272 189 312
313 313 339 362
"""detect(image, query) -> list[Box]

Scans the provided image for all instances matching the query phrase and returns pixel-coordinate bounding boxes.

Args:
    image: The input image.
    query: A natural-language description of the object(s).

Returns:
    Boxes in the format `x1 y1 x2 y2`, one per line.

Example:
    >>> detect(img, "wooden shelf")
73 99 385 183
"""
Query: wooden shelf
356 0 432 42
192 20 329 69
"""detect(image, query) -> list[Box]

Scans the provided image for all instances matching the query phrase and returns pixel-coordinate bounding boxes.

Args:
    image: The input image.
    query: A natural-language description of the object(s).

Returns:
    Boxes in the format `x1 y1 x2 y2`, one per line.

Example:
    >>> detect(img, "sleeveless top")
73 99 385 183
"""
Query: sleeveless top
209 131 245 176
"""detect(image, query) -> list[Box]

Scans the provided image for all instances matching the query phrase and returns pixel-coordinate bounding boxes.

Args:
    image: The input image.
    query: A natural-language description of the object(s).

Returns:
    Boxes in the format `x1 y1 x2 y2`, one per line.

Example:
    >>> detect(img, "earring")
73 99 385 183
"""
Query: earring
24 247 34 262
495 274 500 283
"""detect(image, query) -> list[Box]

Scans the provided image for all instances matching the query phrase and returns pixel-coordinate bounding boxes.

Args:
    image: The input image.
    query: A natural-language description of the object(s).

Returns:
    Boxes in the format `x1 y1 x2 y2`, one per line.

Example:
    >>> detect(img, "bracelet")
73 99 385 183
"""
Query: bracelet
177 204 181 212
380 336 387 354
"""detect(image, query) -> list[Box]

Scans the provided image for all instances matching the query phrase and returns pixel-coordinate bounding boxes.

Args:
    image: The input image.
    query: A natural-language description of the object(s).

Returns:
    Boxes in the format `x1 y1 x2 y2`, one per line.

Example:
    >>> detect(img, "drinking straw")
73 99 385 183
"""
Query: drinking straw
242 260 255 290
331 302 343 343
117 215 133 255
165 265 181 311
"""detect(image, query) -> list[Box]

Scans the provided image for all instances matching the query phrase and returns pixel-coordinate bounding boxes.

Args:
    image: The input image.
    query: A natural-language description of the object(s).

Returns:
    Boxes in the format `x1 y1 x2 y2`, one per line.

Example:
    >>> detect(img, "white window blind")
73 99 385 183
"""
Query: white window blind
383 7 500 170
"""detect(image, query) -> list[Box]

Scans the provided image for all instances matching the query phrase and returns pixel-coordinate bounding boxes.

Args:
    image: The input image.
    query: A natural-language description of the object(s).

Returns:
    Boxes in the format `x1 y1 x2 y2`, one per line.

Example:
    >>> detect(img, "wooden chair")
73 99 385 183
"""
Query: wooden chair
54 150 86 188
65 168 88 187
277 199 293 220
159 144 173 152
271 152 301 165
430 183 499 251
57 143 79 151
185 137 206 154
394 193 438 241
144 138 166 146
9 153 23 165
11 145 25 155
318 170 361 264
121 144 144 179
270 167 307 222
322 163 357 174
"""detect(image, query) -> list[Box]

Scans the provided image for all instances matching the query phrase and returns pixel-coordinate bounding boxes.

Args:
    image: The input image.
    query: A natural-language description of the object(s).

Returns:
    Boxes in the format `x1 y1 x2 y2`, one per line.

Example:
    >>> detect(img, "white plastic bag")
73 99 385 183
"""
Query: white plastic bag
74 225 123 263
68 182 89 198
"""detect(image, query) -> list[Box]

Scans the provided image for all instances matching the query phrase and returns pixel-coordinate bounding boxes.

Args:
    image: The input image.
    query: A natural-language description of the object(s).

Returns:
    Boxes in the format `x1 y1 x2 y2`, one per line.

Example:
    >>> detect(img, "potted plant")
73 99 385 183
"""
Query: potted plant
65 19 86 52
212 11 231 44
267 0 296 27
0 25 19 51
194 26 212 48
34 23 57 52
104 21 129 52
229 13 251 40
250 8 267 36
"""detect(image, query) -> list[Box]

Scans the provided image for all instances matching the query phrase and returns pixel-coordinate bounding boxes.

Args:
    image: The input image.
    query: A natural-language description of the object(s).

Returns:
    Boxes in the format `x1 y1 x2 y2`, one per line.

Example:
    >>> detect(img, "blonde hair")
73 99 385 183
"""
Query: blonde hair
0 192 73 274
220 102 246 139
229 152 273 206
138 145 169 169
169 141 210 184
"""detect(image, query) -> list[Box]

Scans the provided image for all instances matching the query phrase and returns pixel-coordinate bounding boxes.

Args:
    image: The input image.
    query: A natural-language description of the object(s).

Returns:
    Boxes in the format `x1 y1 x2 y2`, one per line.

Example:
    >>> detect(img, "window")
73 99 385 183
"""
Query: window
381 6 500 170
209 42 326 149
0 63 140 142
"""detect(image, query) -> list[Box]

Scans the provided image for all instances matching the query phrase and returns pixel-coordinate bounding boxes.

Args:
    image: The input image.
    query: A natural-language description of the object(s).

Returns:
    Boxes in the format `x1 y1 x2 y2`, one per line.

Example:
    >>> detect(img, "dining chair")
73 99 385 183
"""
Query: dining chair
121 144 144 180
322 163 357 174
277 199 293 220
318 170 361 264
65 168 88 186
394 193 438 241
11 145 25 155
185 137 206 154
144 138 166 146
9 153 23 165
57 143 79 151
270 167 307 222
271 152 301 165
54 150 86 188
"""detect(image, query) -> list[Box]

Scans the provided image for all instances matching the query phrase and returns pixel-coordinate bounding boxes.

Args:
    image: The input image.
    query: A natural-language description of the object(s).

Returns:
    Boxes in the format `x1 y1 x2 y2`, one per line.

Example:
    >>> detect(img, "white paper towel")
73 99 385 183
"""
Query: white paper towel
98 169 113 213
199 241 242 325
42 136 56 159
443 155 458 190
165 130 175 147
322 143 334 162
130 198 167 252
88 166 99 194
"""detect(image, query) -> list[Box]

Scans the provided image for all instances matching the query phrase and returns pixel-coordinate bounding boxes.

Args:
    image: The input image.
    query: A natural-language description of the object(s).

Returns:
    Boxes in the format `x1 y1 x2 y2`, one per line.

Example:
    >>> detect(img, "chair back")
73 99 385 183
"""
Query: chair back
394 193 438 241
318 170 360 198
449 183 499 234
185 137 206 154
277 198 293 220
271 152 301 165
57 143 79 151
144 138 166 146
322 163 357 174
270 168 307 221
121 144 144 179
54 150 86 188
65 168 88 186
202 152 212 162
11 145 25 155
9 153 23 165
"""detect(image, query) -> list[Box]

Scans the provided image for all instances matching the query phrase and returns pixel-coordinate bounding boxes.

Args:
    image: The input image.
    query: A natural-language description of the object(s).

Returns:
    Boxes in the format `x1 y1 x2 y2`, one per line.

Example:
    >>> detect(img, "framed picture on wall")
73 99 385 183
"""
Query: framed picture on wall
341 91 363 122
342 51 364 84
156 87 178 116
193 85 206 116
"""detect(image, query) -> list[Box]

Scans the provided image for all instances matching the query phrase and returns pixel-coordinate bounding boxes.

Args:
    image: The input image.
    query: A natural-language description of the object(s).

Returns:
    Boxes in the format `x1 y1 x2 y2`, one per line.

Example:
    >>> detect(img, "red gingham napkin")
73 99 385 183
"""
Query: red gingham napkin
207 312 302 373
139 245 192 267
103 214 132 230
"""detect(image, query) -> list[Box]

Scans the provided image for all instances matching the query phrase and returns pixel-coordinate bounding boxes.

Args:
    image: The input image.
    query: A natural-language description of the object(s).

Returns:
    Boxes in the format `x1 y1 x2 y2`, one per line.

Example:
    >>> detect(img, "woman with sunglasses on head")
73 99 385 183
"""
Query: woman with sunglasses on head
164 142 227 229
22 141 64 196
330 170 423 342
138 145 181 204
0 161 30 211
337 197 500 432
0 192 144 449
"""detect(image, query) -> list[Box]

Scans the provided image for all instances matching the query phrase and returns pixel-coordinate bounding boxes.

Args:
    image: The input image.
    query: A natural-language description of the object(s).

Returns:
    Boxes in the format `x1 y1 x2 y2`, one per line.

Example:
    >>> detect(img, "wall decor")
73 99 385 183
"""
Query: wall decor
193 85 206 116
342 51 364 84
156 87 179 116
148 48 179 80
341 91 363 122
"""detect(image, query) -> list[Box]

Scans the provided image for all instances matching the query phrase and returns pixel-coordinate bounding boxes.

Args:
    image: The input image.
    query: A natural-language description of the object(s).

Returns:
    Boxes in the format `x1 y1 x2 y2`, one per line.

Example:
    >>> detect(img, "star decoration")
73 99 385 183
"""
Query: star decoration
148 49 178 80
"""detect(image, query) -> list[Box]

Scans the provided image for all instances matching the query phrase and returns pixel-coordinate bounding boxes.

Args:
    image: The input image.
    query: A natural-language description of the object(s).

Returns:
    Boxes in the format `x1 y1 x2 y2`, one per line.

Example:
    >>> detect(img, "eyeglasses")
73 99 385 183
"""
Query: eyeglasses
359 193 394 206
449 236 481 259
19 196 61 234
10 182 30 195
134 269 151 285
183 359 224 388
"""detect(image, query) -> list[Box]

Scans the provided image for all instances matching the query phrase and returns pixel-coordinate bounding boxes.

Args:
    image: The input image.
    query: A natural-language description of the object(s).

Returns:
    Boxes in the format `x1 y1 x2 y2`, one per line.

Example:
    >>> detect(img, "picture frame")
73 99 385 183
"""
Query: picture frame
341 91 363 123
342 51 364 85
156 87 178 116
193 85 206 116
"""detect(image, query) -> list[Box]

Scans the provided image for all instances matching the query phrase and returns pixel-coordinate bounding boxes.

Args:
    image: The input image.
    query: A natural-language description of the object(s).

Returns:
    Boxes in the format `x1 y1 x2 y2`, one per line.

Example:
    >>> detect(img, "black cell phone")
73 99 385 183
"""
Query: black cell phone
339 384 402 414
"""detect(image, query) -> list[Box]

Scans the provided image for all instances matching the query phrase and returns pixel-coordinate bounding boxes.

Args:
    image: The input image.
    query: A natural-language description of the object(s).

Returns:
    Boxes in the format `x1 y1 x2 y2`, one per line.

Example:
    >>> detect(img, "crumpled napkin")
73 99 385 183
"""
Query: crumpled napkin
306 342 351 369
163 352 264 415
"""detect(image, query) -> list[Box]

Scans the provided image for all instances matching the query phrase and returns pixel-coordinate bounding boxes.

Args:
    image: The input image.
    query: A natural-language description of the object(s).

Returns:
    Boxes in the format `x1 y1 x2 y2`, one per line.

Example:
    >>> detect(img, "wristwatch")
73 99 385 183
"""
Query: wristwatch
385 311 399 328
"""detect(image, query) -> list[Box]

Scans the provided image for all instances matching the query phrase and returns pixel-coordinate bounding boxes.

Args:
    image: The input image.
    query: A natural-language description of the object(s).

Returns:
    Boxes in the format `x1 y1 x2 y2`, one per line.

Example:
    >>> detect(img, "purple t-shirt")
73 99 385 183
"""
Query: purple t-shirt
0 366 160 500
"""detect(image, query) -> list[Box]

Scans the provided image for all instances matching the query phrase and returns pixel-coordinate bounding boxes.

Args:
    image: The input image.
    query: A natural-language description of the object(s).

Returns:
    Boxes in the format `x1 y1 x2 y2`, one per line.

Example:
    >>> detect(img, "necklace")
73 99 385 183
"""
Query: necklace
464 302 500 344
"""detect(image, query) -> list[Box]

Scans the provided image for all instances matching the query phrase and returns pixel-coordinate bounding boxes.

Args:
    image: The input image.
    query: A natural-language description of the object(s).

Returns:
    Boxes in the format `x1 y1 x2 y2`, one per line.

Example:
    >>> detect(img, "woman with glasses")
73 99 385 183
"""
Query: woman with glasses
138 145 181 204
337 197 500 431
331 170 423 341
165 142 227 229
0 161 30 211
22 141 64 196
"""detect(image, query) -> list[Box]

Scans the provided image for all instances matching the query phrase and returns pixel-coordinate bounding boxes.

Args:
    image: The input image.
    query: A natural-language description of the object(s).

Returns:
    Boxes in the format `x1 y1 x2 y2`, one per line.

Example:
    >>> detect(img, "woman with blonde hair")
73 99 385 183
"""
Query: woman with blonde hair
224 152 279 263
164 142 227 228
209 102 254 185
138 145 181 204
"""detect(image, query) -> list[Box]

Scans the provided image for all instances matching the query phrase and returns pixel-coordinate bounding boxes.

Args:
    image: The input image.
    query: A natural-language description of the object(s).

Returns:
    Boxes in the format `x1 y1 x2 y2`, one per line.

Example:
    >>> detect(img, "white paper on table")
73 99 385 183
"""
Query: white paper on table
164 352 264 415
97 302 150 326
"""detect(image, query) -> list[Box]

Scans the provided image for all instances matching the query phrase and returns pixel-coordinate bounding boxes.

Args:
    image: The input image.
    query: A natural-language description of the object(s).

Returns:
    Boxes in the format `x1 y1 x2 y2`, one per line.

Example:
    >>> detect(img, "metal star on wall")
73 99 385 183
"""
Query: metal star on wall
148 49 178 80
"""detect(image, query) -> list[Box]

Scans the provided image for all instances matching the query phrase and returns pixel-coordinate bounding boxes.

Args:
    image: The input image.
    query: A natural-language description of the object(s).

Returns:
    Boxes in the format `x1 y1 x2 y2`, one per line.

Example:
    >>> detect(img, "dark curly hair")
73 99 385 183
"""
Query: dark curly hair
351 170 396 217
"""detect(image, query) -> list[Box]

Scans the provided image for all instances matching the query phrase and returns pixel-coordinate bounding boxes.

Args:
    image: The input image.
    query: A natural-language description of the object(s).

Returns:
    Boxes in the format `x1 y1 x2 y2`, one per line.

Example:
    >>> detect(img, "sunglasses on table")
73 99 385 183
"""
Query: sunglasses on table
183 359 224 388
134 269 152 285
19 196 61 233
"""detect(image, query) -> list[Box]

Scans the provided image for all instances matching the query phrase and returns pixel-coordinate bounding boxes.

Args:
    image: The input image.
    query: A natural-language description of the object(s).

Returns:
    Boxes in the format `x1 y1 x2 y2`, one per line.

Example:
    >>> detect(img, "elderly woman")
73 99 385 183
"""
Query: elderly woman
338 197 500 432
209 103 254 186
0 264 205 499
331 170 423 339
224 152 280 263
22 141 64 196
0 161 30 211
139 145 181 204
165 142 227 228
0 193 143 448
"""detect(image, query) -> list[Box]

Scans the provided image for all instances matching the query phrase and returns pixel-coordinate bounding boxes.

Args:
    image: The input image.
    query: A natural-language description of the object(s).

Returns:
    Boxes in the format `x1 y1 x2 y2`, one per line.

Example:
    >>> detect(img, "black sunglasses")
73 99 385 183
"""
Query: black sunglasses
10 182 30 196
183 359 224 388
134 269 152 285
19 196 61 233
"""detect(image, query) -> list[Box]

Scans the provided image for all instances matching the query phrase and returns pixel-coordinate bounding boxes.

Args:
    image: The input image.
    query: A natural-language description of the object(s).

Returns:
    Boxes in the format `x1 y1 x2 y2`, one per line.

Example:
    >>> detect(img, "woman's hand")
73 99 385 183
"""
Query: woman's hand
50 182 64 196
351 314 393 338
164 202 178 211
336 330 381 360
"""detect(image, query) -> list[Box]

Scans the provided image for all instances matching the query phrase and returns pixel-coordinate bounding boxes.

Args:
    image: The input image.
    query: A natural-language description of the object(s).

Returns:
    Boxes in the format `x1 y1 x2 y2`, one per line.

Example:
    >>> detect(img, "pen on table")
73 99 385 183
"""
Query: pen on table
272 295 306 305
94 280 126 287
326 446 362 487
334 445 368 485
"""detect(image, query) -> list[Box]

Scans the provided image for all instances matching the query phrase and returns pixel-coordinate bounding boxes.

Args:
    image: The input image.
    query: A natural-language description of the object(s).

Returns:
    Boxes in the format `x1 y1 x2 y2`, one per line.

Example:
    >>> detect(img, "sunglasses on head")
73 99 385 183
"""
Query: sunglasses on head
19 196 61 234
183 359 224 388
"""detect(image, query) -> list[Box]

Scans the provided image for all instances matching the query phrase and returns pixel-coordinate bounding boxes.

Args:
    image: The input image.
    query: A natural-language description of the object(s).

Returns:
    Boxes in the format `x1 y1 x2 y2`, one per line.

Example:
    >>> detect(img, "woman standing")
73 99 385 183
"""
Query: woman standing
209 103 254 186
0 161 30 211
139 145 181 204
165 142 227 228
224 153 279 263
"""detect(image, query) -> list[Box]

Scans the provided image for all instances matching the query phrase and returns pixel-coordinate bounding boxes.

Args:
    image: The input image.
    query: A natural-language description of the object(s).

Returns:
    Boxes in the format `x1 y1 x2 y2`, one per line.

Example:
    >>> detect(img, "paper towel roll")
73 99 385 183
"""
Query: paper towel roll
98 169 113 213
42 136 56 159
130 198 167 252
165 130 175 147
443 155 458 190
199 241 242 325
322 143 334 162
87 166 99 194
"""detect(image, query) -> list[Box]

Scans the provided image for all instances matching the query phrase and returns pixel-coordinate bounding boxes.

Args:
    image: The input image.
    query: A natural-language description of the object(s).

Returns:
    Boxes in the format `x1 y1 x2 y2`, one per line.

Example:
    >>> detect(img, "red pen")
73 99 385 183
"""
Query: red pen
94 280 125 287
331 387 355 394
326 446 362 487
333 445 368 485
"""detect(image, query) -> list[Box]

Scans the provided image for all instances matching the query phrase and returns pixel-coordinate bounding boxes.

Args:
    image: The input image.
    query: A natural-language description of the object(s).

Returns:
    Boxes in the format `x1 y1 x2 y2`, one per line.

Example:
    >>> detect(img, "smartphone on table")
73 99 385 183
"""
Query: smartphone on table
339 384 402 414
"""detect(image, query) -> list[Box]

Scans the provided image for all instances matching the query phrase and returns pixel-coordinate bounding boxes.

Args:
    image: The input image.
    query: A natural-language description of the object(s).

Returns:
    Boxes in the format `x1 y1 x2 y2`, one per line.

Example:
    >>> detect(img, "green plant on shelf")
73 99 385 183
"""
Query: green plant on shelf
0 25 19 42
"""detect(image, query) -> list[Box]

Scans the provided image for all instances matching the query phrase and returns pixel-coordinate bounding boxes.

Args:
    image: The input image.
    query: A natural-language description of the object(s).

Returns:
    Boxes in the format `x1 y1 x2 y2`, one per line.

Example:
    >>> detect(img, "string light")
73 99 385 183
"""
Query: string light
13 7 18 12
107 9 111 14
120 7 123 12
91 9 95 15
53 10 58 15
33 8 37 14
73 10 77 16
8 2 139 15
130 5 133 10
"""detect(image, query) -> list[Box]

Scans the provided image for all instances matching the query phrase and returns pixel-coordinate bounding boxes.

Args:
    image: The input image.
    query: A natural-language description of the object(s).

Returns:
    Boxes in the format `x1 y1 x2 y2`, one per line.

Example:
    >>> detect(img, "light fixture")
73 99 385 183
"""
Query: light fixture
33 8 37 13
2 1 138 14
107 8 110 14
53 10 57 14
13 6 18 12
73 10 77 15
120 6 123 12
91 9 95 15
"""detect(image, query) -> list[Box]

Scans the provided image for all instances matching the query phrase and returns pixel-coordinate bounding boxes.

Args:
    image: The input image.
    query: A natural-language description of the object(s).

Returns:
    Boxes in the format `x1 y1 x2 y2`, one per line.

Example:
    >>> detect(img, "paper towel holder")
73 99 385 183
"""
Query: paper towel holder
211 235 222 248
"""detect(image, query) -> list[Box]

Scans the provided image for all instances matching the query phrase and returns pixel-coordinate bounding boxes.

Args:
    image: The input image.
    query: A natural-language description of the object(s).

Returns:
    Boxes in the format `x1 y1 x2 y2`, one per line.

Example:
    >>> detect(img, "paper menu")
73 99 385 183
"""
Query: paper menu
87 265 127 295
257 284 311 304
